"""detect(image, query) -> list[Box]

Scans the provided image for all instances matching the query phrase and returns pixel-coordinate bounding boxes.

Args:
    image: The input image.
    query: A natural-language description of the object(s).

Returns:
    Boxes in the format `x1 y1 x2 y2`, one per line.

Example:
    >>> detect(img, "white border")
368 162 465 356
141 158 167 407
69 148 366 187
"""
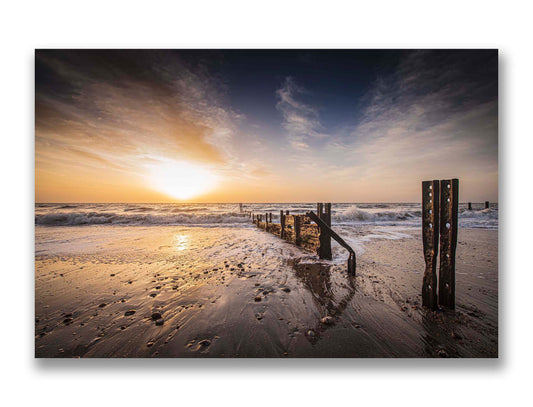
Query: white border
3 1 531 406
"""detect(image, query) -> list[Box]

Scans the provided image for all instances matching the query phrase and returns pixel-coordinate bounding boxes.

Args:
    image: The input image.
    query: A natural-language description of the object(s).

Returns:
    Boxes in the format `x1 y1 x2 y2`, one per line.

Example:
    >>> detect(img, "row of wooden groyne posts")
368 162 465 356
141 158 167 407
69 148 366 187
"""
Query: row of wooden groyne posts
240 178 486 313
246 203 356 276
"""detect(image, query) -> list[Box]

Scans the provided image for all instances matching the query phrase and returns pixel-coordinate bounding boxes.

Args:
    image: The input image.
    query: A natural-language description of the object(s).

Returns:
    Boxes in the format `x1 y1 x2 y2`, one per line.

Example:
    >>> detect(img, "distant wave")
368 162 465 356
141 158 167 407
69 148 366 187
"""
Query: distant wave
334 205 421 223
34 203 498 229
35 211 251 226
333 205 498 229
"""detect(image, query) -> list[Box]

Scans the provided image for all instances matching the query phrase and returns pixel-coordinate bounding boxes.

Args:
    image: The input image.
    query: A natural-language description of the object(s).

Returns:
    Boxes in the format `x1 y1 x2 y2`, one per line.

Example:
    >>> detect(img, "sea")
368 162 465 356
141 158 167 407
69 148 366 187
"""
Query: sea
35 202 498 230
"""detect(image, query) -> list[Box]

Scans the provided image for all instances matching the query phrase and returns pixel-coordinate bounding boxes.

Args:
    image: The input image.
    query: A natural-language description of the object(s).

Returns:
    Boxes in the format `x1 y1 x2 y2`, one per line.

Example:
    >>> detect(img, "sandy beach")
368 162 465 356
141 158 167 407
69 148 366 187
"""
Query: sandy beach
35 224 497 358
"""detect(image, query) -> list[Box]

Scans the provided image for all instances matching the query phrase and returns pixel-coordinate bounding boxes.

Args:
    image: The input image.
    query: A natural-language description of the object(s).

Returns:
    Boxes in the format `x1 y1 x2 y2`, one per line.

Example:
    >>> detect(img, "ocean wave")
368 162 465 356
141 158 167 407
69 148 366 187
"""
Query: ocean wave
35 211 251 226
34 203 498 229
334 205 421 223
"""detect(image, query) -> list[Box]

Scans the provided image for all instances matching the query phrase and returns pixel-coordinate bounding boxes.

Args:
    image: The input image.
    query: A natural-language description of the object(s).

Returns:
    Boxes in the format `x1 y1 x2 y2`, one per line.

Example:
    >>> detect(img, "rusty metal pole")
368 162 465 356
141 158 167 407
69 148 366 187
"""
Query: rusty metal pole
422 180 440 310
439 179 459 310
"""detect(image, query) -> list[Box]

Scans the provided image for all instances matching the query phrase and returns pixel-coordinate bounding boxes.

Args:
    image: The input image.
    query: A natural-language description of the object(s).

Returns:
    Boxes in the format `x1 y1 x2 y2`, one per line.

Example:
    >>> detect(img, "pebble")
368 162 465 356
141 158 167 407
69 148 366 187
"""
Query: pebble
124 310 136 316
155 319 164 326
98 303 107 308
198 339 211 347
147 341 154 347
63 317 73 324
437 349 449 358
254 296 262 302
149 293 157 298
151 312 162 320
282 287 291 293
110 274 115 277
307 330 316 337
320 316 334 325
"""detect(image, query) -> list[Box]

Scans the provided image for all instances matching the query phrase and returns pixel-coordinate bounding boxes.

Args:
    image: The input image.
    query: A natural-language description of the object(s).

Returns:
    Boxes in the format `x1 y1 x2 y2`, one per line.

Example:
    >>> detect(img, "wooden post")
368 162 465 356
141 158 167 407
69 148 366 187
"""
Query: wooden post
468 202 472 210
422 180 440 310
294 215 301 246
439 179 459 310
485 201 490 209
285 210 289 216
318 203 332 260
269 213 272 223
280 210 285 239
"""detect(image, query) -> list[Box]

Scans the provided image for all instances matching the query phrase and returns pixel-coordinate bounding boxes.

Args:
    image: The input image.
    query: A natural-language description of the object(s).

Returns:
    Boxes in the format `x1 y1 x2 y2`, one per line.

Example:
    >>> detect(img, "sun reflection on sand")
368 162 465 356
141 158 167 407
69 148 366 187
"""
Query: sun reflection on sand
173 234 190 251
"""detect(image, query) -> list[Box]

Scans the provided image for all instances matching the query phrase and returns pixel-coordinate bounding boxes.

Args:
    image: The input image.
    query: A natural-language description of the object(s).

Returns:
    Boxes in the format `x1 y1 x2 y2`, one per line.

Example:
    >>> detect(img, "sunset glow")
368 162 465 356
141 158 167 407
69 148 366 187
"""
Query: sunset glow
150 161 218 200
35 50 498 203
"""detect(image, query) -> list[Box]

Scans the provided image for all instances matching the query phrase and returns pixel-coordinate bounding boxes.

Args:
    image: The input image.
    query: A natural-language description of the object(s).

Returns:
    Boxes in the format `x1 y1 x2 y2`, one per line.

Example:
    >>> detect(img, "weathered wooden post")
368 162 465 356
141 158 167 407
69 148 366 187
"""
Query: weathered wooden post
280 210 285 239
318 203 332 260
422 180 440 310
468 202 472 210
439 179 458 309
269 213 272 223
285 210 289 216
485 201 490 209
294 215 302 246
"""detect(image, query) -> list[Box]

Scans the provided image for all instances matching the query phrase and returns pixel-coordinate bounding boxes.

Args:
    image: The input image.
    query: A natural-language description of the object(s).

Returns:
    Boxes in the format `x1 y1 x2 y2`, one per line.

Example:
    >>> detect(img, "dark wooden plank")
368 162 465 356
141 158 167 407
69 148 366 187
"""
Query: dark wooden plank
318 203 332 260
307 211 356 275
439 178 458 309
422 180 440 310
294 215 301 246
280 210 285 239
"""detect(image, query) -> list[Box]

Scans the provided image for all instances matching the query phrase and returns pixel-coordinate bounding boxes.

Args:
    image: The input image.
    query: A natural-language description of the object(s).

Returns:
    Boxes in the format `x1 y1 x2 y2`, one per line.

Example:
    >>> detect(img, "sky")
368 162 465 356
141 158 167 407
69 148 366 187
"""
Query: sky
35 49 498 203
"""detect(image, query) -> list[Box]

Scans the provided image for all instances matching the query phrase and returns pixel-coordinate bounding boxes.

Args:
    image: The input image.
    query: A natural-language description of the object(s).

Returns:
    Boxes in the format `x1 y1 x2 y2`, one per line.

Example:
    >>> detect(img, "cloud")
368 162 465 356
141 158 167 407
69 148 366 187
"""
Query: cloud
328 50 498 187
275 77 325 151
35 51 240 178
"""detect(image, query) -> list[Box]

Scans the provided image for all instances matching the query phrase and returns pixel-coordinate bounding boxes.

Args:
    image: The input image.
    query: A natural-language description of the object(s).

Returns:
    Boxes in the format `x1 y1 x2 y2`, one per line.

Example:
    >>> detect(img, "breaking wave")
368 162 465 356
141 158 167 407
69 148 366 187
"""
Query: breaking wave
35 211 251 226
34 203 498 229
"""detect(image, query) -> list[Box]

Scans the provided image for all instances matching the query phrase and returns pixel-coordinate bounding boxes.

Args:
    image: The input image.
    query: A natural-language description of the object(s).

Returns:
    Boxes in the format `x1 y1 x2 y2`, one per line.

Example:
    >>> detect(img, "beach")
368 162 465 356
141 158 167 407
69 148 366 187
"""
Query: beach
35 204 498 358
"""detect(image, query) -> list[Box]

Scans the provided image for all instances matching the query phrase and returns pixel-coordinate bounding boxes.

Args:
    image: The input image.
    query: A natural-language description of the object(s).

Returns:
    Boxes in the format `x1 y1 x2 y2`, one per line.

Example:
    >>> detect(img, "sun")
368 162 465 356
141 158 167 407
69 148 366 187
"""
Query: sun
150 161 218 200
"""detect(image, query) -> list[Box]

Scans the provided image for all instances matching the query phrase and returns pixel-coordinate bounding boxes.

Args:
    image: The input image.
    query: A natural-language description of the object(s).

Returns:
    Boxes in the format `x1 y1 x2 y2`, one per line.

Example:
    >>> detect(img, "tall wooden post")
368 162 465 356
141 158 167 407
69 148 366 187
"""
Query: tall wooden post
422 180 440 310
485 201 490 209
468 202 472 210
318 203 332 260
294 215 301 246
285 210 289 216
280 210 285 239
439 179 459 309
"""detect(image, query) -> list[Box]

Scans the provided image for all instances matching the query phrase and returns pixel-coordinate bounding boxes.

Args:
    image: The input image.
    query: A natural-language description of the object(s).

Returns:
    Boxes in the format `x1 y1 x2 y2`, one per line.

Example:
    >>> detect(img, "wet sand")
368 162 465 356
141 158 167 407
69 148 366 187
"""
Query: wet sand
35 225 497 357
